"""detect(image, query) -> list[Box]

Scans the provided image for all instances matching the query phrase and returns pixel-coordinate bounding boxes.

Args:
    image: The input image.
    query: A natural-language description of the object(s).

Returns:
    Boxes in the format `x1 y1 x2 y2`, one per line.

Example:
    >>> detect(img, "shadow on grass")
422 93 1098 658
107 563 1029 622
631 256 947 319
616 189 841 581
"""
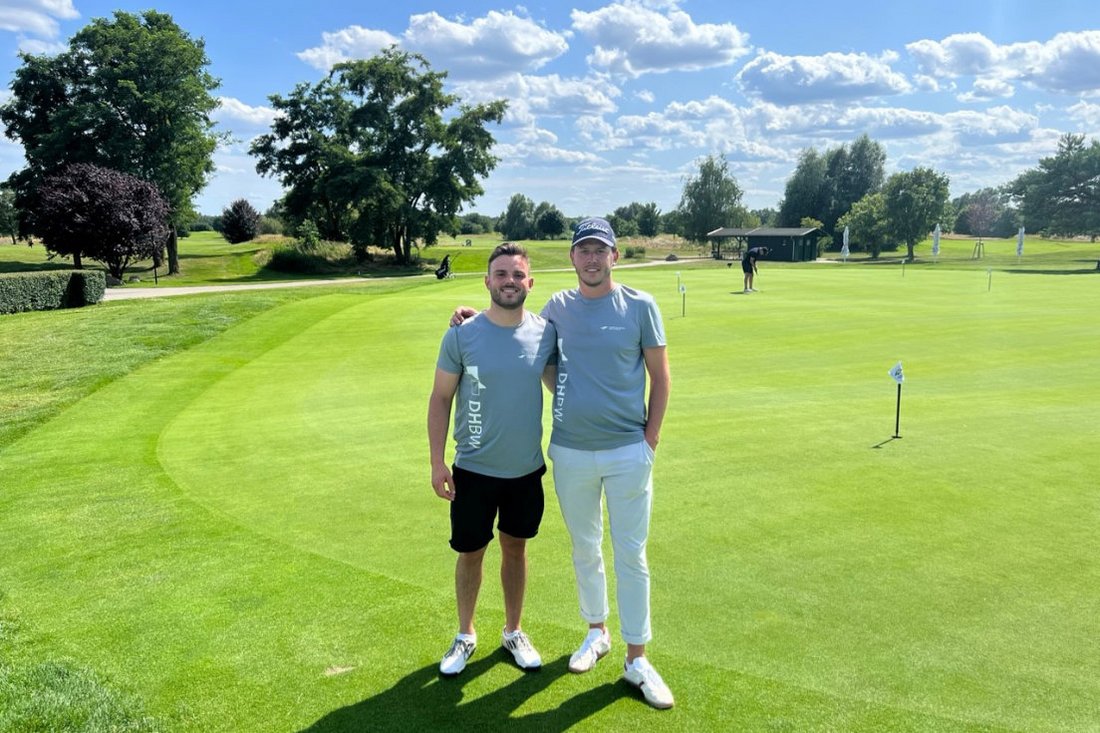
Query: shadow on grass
0 260 78 274
301 652 631 733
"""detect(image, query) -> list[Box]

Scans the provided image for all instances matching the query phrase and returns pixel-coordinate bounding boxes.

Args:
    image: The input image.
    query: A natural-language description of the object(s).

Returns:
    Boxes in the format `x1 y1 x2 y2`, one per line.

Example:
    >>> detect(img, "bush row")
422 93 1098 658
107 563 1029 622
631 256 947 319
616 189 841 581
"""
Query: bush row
0 270 106 315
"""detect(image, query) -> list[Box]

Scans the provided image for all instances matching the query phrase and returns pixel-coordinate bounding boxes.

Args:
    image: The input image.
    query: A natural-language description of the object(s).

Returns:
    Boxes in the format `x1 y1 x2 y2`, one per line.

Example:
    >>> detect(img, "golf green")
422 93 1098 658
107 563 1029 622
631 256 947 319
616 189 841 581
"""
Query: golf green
1 263 1097 731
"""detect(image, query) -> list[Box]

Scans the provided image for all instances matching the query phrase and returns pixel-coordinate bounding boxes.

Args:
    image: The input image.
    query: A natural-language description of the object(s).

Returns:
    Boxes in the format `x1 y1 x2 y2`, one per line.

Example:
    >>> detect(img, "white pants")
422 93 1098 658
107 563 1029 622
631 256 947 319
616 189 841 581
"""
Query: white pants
548 440 654 645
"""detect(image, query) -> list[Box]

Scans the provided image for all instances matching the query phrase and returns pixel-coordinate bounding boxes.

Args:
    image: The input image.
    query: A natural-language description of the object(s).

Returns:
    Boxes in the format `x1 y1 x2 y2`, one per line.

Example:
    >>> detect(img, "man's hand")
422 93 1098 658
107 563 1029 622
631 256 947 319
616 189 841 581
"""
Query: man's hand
432 463 455 501
450 306 478 327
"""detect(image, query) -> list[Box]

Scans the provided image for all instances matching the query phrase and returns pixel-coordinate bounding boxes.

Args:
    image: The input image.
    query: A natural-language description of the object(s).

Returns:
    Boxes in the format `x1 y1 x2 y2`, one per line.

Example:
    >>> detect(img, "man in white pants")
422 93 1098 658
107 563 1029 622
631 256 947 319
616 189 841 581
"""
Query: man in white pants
453 218 673 708
543 217 673 709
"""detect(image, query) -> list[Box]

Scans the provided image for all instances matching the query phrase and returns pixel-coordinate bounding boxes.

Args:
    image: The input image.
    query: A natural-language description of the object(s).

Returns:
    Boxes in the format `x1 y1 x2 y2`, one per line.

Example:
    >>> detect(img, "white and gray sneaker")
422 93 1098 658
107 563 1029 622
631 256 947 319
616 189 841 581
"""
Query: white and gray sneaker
501 628 542 670
439 635 476 676
623 656 675 709
568 627 611 673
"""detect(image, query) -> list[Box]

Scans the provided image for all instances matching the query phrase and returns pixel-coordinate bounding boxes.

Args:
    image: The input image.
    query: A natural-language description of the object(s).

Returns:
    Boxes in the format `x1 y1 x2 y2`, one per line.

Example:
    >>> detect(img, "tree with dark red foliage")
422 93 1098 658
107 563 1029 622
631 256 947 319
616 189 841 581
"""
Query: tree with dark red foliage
36 163 169 280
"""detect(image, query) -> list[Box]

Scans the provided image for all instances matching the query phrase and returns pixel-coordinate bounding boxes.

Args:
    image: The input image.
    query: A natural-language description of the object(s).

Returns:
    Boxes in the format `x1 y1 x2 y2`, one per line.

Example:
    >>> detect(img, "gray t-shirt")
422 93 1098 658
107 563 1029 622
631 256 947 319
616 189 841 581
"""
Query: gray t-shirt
541 285 666 450
437 311 557 478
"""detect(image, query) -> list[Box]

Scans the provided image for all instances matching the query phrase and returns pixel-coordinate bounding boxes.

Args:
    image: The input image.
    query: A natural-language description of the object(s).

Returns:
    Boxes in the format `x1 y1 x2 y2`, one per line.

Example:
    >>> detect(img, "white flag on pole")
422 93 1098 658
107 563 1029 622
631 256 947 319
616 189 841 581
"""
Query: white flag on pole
888 361 904 384
1016 227 1025 257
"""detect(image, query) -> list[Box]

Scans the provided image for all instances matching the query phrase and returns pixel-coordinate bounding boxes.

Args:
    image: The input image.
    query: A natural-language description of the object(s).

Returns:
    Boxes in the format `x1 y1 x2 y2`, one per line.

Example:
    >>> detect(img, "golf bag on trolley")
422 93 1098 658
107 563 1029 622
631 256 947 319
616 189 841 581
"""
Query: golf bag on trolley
435 254 456 280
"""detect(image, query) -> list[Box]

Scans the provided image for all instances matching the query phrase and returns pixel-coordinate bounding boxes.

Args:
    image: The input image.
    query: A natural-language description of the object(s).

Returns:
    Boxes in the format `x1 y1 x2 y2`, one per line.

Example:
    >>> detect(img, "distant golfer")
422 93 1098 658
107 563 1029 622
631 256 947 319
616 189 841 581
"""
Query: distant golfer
742 246 769 292
427 243 557 676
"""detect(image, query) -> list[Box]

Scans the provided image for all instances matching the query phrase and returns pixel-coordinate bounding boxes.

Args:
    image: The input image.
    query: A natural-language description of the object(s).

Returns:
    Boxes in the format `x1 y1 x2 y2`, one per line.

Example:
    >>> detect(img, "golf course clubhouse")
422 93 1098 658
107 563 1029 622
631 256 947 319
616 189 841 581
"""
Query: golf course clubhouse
707 226 821 262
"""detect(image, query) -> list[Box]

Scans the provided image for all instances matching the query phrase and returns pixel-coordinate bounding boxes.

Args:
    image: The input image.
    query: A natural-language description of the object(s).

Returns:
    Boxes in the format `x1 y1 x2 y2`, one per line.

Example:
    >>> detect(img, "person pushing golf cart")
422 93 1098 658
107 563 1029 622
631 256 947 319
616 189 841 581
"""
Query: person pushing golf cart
741 246 768 293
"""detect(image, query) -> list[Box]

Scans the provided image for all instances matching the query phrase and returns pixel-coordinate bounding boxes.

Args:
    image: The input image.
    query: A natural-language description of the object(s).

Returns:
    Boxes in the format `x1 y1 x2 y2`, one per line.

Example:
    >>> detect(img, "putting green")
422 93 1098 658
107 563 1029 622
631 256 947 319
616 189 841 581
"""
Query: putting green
2 265 1098 731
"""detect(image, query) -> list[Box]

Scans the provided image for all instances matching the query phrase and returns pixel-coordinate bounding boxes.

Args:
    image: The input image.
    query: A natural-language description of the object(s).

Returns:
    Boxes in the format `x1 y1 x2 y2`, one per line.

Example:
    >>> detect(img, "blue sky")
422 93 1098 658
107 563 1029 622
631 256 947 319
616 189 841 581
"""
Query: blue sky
3 0 1100 219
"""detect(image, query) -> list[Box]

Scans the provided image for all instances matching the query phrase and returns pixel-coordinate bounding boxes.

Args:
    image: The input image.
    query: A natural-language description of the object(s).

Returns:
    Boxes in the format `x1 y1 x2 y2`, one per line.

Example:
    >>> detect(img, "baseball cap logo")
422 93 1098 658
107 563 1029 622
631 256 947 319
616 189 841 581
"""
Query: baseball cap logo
571 217 616 249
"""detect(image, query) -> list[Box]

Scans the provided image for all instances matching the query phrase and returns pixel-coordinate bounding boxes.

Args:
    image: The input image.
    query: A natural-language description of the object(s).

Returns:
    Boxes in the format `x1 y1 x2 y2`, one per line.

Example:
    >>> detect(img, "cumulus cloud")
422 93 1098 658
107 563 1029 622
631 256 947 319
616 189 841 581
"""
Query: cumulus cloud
957 77 1015 102
737 51 912 104
297 26 399 70
456 73 619 127
0 0 78 38
1067 99 1100 130
403 11 568 80
907 31 1100 97
297 11 567 79
571 1 750 78
943 106 1037 146
215 97 278 127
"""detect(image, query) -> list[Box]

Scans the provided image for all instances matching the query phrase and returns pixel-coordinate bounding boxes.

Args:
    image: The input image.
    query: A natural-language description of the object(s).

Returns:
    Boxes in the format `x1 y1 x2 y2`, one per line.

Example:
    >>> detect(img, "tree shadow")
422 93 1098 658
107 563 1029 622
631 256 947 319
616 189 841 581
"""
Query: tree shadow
300 652 632 733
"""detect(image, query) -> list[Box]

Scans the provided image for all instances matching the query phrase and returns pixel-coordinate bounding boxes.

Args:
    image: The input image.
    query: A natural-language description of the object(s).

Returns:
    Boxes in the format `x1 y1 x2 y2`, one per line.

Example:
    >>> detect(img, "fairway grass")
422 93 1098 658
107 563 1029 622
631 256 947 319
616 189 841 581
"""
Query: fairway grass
1 262 1097 731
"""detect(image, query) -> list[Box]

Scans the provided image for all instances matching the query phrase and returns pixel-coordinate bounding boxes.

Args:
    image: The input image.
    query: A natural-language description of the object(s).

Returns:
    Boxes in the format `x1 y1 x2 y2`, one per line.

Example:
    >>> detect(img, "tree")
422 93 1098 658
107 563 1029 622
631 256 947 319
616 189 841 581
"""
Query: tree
535 204 566 240
500 194 536 240
676 154 747 252
883 167 950 261
0 185 18 244
35 163 169 279
221 198 261 244
1009 133 1100 246
837 192 890 258
779 135 885 235
251 47 506 264
0 11 220 274
636 202 661 236
779 148 827 226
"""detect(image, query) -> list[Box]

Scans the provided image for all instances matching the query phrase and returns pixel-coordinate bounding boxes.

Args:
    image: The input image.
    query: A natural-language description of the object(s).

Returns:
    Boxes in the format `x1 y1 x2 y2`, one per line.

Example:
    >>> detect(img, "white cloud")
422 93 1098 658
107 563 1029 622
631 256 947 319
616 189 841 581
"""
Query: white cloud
957 77 1015 103
403 11 568 80
571 1 750 78
908 31 1100 97
0 0 77 38
634 89 655 103
1067 99 1100 131
297 11 567 80
215 97 277 127
16 37 66 54
943 106 1037 146
456 73 619 127
296 25 399 70
737 51 911 104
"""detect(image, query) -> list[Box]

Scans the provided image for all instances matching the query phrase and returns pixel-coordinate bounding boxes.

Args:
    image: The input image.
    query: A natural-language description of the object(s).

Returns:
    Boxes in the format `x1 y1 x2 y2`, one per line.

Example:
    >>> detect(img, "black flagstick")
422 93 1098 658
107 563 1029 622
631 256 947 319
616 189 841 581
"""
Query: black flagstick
889 361 904 439
894 382 902 439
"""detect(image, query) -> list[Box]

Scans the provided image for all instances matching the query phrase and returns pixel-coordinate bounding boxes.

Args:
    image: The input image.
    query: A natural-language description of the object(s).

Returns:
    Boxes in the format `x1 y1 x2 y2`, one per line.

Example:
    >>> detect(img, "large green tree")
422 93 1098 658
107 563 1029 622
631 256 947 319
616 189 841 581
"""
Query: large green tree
837 192 890 258
676 154 747 251
0 10 220 274
883 167 950 261
1008 133 1100 247
779 134 885 236
251 47 506 264
499 194 536 241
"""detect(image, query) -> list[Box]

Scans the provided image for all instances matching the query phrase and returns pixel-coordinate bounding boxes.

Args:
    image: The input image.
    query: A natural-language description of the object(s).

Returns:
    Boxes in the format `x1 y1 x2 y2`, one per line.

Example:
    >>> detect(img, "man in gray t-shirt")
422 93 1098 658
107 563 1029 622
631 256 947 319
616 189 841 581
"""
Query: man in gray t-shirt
428 243 556 677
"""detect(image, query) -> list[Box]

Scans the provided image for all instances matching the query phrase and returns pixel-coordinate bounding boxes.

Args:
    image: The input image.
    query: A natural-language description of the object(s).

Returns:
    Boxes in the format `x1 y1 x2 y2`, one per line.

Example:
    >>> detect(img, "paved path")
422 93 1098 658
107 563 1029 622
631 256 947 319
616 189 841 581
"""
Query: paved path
101 277 399 301
102 258 695 301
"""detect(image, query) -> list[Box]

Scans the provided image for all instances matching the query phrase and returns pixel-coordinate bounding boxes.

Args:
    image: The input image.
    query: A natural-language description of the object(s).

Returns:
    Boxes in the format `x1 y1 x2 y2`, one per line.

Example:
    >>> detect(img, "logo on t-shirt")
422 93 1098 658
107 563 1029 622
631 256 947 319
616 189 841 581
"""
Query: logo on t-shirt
465 365 485 447
465 365 486 396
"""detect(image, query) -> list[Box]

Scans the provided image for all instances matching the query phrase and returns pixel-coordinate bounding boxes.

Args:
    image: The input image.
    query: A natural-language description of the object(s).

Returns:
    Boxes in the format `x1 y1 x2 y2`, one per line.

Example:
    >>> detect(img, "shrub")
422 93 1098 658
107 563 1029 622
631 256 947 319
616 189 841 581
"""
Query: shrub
266 240 353 274
258 216 283 236
0 270 105 314
622 246 646 259
221 199 260 244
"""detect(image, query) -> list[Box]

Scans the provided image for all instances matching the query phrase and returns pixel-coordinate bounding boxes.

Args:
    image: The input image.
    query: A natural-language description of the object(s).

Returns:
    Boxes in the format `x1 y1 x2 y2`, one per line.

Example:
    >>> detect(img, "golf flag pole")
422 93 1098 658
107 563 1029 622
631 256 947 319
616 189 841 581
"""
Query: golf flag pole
889 361 904 438
680 282 686 317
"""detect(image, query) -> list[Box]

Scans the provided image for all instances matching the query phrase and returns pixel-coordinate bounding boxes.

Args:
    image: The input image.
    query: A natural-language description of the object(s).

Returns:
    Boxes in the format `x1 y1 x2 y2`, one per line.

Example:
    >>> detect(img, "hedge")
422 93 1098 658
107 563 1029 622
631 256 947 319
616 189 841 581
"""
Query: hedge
0 270 106 315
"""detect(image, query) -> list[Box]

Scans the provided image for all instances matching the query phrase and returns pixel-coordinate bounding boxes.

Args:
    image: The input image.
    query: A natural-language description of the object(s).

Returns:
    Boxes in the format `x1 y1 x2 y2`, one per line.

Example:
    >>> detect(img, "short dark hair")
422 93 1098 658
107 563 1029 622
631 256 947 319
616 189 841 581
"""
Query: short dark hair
488 242 528 269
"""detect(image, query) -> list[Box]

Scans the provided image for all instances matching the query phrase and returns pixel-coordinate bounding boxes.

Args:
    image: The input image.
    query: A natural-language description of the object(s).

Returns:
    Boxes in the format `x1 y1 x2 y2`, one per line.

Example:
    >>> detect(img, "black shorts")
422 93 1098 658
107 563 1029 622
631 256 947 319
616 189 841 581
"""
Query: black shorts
449 464 546 553
741 260 753 274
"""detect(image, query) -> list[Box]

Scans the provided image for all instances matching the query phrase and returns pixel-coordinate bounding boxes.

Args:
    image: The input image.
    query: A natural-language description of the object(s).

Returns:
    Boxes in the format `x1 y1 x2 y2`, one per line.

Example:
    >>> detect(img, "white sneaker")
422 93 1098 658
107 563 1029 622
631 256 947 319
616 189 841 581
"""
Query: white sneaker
568 628 611 673
623 656 675 709
439 635 476 676
502 628 542 670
